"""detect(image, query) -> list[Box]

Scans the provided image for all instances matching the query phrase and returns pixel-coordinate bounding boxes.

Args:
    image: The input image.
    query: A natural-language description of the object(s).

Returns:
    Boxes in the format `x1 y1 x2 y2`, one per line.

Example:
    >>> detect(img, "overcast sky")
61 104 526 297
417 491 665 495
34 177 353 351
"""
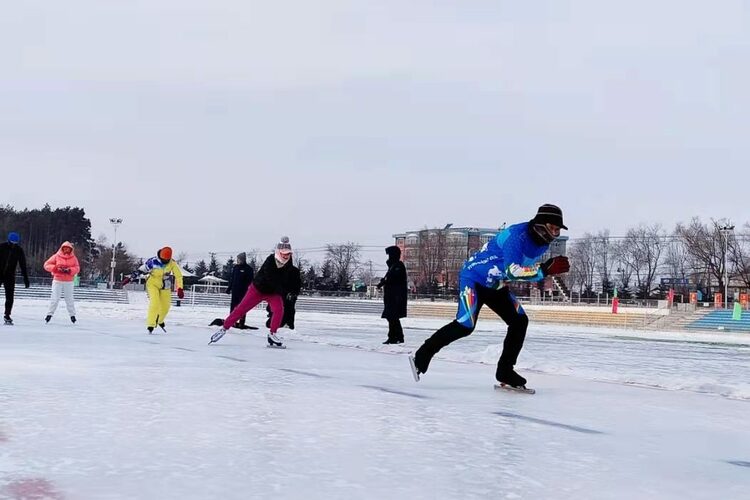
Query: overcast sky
2 1 748 264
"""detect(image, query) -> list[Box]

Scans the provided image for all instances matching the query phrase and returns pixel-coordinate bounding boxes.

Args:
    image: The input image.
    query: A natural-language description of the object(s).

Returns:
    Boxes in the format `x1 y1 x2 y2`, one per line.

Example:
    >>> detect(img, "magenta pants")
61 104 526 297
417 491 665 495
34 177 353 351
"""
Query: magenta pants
223 284 284 333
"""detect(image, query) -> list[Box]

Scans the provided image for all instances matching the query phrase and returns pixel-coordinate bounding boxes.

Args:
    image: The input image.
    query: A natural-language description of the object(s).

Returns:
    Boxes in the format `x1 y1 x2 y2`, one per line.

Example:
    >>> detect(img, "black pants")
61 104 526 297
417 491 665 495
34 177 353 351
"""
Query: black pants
1 276 15 317
414 286 528 379
230 293 247 326
386 318 404 342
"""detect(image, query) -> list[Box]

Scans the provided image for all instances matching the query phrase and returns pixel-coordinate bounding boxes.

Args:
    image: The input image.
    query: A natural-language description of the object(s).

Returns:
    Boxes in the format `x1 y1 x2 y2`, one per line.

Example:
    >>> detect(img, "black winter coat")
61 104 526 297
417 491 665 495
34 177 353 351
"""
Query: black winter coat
227 263 254 301
381 259 407 319
0 243 29 281
253 254 296 295
266 264 302 329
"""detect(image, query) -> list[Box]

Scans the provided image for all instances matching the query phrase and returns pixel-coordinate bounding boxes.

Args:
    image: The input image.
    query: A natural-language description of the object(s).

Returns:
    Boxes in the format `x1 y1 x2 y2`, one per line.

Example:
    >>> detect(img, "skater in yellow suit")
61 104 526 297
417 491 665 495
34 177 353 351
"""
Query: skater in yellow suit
123 246 184 333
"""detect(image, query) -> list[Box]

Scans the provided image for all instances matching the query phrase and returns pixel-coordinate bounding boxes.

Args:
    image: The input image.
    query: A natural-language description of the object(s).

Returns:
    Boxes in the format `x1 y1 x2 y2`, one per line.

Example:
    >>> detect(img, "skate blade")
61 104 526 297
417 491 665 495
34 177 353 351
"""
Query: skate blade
266 344 287 349
494 383 535 394
408 355 420 382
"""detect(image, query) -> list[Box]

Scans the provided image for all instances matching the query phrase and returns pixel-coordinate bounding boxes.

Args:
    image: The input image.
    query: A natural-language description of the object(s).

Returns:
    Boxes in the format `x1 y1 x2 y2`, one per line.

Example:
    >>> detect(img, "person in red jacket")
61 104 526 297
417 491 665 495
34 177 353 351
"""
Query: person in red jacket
43 241 81 323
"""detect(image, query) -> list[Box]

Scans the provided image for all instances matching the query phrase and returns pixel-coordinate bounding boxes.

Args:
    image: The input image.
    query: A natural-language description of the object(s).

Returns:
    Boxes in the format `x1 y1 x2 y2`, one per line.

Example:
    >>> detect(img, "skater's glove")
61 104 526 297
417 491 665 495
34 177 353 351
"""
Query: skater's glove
540 256 570 276
121 277 131 287
177 288 185 299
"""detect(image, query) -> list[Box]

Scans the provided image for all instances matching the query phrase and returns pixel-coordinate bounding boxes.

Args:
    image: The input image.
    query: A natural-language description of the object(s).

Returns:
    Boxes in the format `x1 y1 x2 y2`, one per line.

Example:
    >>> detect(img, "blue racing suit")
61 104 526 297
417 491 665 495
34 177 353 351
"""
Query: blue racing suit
456 222 549 327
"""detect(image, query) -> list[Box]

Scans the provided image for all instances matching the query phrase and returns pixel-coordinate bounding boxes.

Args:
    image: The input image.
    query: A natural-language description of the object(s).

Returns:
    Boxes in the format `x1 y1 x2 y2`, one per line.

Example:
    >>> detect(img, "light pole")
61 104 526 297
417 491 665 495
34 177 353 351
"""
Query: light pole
109 218 123 288
719 224 734 309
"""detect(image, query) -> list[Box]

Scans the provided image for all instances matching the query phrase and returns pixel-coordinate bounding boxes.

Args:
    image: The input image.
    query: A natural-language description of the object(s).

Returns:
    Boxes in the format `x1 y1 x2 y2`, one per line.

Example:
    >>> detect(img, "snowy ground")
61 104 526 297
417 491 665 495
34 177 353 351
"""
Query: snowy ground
1 300 750 499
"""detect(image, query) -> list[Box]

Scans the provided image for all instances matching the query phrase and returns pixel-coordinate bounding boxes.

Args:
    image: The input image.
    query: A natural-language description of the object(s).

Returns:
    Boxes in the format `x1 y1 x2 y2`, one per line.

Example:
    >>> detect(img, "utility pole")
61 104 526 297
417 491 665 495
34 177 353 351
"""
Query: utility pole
720 223 735 309
109 218 123 288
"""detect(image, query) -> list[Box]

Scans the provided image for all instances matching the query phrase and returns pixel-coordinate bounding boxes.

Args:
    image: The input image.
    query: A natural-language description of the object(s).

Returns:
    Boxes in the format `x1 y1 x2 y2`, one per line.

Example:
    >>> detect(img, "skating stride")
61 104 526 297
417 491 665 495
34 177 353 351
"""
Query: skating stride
410 204 570 392
210 237 295 348
122 246 184 334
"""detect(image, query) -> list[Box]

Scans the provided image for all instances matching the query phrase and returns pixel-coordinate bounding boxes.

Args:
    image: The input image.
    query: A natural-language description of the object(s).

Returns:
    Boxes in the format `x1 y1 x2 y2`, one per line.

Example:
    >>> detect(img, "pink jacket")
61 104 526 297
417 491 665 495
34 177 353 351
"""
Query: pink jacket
44 242 81 282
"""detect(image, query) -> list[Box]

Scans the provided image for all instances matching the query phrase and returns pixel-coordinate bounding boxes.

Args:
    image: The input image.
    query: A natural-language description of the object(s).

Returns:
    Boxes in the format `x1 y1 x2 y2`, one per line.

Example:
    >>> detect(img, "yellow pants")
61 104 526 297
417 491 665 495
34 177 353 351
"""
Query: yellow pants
146 284 172 327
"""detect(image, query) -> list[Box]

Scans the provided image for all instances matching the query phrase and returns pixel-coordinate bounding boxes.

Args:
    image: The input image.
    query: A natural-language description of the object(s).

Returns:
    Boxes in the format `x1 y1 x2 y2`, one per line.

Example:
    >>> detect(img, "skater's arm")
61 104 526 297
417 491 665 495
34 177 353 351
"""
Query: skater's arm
69 255 81 277
170 261 184 289
43 254 57 274
19 248 29 284
500 232 546 282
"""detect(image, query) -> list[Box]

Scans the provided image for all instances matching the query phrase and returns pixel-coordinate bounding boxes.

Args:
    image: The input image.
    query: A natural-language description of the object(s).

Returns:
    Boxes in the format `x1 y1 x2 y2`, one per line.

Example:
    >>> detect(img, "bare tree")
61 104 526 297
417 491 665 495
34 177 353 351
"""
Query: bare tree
663 228 695 298
612 241 636 298
729 223 750 288
568 234 596 297
416 228 446 294
593 230 616 295
675 218 731 295
618 224 665 298
325 242 361 290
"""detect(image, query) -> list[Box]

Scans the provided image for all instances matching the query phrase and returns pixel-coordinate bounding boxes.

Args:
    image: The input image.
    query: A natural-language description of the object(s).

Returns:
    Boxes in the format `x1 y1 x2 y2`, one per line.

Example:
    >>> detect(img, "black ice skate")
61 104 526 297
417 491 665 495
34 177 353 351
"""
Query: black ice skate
147 326 155 334
3 316 13 326
45 315 52 323
408 355 421 382
495 368 534 394
70 316 76 324
159 322 166 332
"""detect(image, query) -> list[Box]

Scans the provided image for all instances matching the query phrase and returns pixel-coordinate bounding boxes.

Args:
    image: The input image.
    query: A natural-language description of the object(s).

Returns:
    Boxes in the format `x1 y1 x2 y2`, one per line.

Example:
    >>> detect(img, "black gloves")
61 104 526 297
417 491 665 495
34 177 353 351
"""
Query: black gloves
540 256 570 276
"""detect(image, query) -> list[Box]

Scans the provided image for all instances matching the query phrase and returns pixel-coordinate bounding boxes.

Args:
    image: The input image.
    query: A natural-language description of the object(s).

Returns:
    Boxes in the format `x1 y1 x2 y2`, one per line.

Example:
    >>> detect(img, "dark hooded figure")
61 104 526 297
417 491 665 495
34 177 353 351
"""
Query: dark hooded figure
377 245 408 344
226 252 254 328
0 232 30 324
265 260 301 330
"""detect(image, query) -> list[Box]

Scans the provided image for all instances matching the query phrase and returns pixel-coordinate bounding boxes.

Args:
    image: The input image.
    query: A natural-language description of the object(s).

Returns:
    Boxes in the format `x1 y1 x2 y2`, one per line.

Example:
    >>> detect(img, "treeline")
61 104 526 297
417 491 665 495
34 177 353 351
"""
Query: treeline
0 205 140 281
0 205 93 278
567 218 750 300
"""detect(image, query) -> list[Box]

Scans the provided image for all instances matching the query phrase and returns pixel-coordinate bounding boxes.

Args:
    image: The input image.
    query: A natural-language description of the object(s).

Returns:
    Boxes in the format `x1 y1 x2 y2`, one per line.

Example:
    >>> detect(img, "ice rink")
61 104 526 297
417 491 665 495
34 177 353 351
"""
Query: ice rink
2 300 749 499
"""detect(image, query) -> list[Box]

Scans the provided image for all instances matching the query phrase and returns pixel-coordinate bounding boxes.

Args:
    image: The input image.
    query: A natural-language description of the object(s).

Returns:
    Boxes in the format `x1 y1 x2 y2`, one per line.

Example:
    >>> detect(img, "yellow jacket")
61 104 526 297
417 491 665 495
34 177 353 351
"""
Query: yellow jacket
139 257 184 290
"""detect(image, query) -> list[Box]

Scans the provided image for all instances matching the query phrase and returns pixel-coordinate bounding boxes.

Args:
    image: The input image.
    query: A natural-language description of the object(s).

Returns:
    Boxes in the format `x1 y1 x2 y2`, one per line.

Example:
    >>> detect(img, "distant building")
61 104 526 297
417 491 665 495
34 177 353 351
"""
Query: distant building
393 224 568 295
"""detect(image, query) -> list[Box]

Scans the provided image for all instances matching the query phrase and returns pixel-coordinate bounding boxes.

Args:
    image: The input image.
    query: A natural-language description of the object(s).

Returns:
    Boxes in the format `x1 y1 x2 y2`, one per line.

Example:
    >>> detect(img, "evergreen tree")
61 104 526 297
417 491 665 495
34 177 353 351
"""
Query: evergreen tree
221 257 235 281
305 265 317 289
194 259 208 277
208 253 220 276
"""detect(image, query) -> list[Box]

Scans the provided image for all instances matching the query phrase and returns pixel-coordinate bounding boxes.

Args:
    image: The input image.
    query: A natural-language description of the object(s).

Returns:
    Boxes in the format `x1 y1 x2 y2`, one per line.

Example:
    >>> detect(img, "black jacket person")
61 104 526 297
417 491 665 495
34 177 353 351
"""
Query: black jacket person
0 232 30 321
226 252 254 328
377 245 407 344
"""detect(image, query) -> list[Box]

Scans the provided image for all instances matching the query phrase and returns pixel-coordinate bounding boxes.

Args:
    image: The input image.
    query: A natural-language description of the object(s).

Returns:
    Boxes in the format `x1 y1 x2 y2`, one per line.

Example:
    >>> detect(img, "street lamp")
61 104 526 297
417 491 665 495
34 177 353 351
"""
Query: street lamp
720 223 734 309
109 218 123 288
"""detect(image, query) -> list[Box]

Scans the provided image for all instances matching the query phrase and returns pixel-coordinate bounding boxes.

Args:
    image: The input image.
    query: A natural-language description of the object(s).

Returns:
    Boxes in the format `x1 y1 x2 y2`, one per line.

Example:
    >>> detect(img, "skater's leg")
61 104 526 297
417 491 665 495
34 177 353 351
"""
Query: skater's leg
386 318 403 342
47 280 62 316
2 278 15 317
146 284 161 327
159 289 172 323
266 294 284 334
223 285 263 330
483 286 528 380
413 279 481 373
62 281 76 316
394 318 404 342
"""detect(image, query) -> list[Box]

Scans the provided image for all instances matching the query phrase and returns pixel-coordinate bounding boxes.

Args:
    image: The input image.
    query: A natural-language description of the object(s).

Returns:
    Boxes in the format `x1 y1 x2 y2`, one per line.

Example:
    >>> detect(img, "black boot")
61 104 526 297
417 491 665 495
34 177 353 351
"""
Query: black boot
45 315 52 323
147 326 154 334
496 366 527 388
159 322 166 332
70 316 76 324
